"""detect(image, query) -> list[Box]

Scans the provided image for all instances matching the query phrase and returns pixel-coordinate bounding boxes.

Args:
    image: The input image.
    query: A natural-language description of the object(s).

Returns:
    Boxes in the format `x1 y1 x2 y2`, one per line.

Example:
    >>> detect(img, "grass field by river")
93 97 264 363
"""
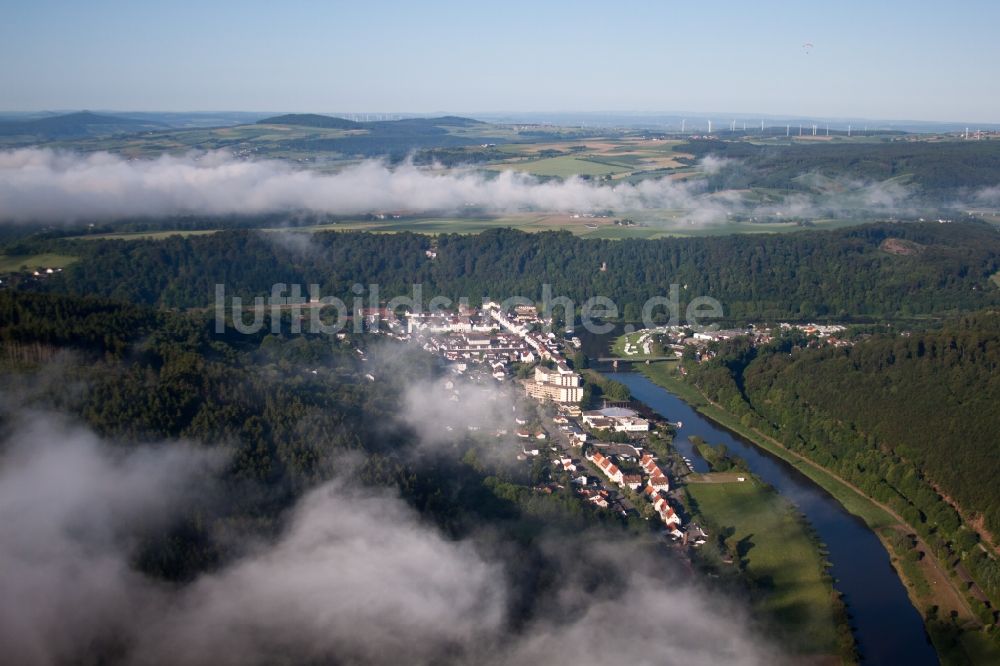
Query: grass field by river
685 476 841 655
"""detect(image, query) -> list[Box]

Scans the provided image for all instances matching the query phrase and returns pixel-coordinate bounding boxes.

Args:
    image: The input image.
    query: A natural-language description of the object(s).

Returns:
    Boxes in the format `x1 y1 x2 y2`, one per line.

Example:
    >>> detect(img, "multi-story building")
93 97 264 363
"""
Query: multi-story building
525 363 583 404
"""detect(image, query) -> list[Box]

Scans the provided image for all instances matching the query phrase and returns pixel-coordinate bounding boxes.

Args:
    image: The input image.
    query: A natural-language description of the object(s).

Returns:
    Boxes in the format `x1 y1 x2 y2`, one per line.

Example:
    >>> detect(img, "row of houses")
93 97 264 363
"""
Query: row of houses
642 486 682 530
640 453 670 492
639 454 682 533
586 450 624 486
587 450 641 491
586 449 669 493
406 311 497 334
479 301 588 406
584 448 682 531
484 302 566 361
411 302 582 403
421 331 537 369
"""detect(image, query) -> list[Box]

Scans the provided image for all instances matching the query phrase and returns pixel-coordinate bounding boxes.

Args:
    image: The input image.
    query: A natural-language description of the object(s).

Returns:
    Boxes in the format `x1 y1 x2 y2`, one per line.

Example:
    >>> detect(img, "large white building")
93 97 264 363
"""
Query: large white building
525 363 583 404
582 407 649 432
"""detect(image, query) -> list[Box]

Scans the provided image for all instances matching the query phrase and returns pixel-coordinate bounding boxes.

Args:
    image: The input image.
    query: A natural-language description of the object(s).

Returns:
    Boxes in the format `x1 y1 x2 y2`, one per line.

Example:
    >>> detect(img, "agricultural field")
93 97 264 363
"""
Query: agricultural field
492 137 694 179
493 155 630 178
33 123 358 158
291 213 867 238
23 116 537 161
280 214 643 236
72 229 223 241
59 212 874 243
63 215 619 240
685 477 841 655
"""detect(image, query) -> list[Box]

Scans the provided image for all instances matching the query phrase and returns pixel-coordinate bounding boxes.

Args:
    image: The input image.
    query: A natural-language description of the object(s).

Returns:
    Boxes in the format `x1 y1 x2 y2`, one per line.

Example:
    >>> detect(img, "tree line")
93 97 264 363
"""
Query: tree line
20 220 1000 320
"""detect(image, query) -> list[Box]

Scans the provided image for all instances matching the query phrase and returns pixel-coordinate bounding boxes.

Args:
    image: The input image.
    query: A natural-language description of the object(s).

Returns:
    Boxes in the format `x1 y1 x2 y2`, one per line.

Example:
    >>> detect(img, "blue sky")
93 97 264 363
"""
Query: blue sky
2 0 998 122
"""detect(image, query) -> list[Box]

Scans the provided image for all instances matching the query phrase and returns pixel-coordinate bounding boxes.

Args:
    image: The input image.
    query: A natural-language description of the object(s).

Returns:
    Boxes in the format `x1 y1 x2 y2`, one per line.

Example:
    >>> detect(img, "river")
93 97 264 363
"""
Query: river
605 370 938 665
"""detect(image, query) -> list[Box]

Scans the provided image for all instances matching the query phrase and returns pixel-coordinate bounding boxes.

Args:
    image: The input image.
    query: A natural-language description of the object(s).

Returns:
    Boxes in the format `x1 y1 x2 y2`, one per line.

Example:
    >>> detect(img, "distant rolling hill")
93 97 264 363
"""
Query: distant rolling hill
0 111 168 139
374 115 487 128
257 113 487 130
257 113 363 129
257 113 503 157
0 111 548 160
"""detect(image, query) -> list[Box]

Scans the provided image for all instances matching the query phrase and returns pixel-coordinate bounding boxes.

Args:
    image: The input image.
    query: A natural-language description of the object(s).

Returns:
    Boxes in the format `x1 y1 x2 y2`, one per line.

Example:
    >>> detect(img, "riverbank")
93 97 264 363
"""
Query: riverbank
633 359 1000 665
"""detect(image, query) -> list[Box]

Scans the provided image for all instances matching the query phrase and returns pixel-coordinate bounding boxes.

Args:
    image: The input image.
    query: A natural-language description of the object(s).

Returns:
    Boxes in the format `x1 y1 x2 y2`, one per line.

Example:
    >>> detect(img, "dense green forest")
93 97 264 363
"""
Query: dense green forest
683 314 1000 620
16 221 1000 319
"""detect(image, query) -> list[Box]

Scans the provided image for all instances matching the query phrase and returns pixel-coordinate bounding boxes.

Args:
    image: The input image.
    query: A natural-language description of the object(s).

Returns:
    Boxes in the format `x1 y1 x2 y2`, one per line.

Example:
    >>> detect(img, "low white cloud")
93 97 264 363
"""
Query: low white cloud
0 409 783 665
0 148 712 223
0 411 504 665
0 413 223 666
972 185 1000 206
2 148 990 229
699 154 734 175
497 571 777 666
401 376 519 448
137 482 506 666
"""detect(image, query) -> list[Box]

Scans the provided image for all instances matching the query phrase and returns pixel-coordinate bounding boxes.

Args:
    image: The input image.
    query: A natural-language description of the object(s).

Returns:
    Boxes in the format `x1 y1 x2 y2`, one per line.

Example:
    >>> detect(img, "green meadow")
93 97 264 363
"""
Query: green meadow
0 253 79 273
686 477 842 655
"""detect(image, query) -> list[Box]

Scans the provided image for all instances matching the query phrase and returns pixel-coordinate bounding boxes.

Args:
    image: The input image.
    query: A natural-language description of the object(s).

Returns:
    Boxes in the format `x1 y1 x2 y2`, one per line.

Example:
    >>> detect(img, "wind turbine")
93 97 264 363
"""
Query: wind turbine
707 119 712 133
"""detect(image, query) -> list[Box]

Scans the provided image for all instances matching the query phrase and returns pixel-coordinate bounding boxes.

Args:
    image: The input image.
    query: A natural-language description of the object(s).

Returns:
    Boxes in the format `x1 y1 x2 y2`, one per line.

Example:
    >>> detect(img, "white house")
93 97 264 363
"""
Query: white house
653 497 682 526
648 473 670 493
622 474 643 491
